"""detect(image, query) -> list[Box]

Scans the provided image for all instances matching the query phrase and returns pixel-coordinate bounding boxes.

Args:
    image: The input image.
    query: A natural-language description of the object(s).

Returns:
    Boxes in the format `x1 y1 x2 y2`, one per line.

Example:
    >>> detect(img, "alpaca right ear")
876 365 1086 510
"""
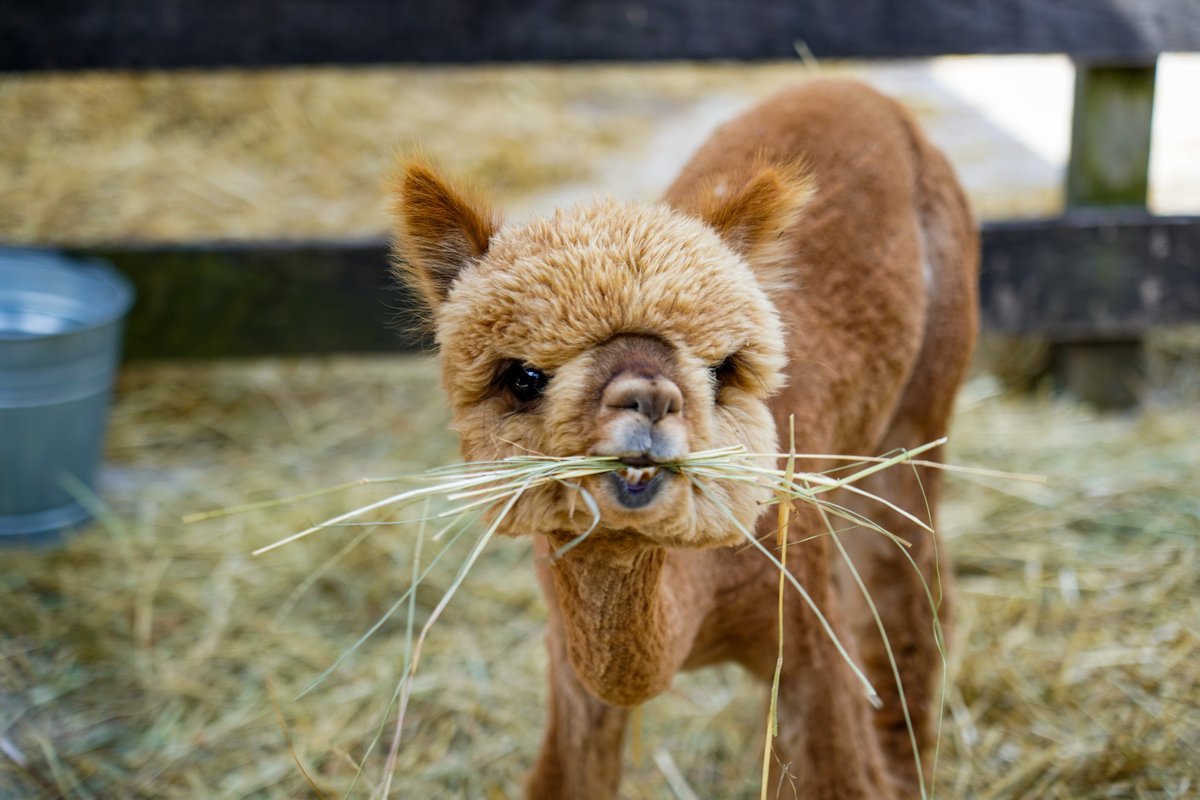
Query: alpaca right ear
389 161 501 310
686 162 816 294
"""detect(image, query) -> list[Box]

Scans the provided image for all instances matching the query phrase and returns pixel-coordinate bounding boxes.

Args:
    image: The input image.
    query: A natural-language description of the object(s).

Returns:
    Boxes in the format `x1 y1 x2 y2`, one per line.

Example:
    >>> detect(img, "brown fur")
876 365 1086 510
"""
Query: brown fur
388 79 978 798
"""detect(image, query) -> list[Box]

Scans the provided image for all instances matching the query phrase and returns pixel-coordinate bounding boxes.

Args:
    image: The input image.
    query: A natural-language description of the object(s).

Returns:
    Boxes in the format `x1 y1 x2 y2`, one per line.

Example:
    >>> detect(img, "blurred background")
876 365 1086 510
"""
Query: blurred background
1 2 1198 798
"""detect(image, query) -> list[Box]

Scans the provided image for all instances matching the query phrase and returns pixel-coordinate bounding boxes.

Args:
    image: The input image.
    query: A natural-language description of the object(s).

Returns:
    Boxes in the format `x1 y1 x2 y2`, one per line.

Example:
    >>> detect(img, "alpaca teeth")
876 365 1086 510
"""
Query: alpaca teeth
620 466 658 485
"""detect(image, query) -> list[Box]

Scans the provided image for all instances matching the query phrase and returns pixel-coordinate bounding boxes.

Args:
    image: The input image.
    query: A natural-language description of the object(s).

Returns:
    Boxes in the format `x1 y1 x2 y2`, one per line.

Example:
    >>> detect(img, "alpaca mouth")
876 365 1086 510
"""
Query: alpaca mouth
608 466 669 509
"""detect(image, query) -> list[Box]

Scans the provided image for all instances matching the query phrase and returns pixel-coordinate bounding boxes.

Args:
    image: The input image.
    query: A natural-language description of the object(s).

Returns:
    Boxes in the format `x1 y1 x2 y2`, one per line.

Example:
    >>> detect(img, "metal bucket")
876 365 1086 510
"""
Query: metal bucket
0 249 133 547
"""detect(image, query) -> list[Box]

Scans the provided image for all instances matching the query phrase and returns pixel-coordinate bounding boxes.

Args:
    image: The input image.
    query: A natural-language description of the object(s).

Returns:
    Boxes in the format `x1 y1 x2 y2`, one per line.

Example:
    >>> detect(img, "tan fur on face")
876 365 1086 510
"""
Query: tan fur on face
392 186 798 546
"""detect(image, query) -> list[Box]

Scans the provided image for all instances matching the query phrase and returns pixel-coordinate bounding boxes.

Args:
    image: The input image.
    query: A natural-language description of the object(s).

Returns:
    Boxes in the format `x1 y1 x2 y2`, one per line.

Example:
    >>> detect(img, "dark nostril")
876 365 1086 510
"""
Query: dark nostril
601 374 683 424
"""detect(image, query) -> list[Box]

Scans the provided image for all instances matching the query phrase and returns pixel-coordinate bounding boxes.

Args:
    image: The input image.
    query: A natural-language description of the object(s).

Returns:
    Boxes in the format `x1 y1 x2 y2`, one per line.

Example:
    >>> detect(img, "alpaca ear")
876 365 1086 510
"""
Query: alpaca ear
690 163 815 291
389 160 501 309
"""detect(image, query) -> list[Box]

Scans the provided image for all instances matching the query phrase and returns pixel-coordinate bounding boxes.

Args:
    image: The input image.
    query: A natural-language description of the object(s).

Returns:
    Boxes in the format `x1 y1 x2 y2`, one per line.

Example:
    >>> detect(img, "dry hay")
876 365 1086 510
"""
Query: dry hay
0 59 1073 247
0 64 841 244
1 356 1196 798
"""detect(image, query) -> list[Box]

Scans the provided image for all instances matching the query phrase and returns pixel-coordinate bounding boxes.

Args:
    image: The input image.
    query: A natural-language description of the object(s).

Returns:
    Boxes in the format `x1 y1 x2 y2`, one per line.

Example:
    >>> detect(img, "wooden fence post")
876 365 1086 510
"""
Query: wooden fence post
1056 61 1158 408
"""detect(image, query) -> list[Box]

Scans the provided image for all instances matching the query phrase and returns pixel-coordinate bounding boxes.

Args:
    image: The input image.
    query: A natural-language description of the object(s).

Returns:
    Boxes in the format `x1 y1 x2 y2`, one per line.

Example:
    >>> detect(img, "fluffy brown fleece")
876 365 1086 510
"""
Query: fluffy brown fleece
389 79 978 799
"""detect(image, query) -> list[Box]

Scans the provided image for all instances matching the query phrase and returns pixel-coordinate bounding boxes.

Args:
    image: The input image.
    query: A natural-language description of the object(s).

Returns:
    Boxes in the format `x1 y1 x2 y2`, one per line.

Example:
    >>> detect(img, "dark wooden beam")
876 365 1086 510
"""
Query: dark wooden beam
979 212 1200 341
65 240 431 359
3 0 1199 72
6 212 1183 359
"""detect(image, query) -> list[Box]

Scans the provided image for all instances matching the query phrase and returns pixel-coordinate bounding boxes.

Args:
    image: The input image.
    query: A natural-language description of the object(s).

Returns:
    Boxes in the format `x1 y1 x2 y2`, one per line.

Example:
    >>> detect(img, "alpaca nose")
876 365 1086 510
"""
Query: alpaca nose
601 374 683 423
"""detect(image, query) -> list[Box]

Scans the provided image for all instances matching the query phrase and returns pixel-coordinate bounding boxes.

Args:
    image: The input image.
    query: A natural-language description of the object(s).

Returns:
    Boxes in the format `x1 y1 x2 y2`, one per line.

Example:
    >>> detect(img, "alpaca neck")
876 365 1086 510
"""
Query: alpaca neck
541 533 709 707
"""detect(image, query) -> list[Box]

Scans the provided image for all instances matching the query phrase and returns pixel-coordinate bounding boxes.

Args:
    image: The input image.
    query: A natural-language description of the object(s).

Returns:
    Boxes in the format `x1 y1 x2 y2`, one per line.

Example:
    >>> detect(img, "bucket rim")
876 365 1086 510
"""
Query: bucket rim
0 247 134 338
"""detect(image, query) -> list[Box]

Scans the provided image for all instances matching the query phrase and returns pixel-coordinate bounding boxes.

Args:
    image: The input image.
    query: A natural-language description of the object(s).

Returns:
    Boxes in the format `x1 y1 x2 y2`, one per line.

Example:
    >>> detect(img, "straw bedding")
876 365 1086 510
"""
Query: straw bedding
0 61 1063 246
0 65 811 243
1 357 1196 798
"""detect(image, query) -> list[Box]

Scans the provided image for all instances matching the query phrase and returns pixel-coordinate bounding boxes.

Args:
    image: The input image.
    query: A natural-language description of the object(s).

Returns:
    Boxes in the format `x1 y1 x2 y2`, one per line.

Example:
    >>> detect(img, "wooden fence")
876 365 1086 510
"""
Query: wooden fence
4 0 1200 404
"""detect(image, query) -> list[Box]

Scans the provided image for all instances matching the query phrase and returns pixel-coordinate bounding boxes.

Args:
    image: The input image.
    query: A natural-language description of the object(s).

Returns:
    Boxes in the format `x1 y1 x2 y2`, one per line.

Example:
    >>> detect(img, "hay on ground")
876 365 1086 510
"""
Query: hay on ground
0 60 1074 246
1 357 1196 798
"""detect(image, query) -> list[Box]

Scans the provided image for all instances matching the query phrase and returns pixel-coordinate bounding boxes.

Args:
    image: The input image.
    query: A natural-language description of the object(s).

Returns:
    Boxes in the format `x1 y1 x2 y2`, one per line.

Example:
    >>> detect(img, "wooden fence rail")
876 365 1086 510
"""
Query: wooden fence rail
38 212 1194 359
3 0 1199 69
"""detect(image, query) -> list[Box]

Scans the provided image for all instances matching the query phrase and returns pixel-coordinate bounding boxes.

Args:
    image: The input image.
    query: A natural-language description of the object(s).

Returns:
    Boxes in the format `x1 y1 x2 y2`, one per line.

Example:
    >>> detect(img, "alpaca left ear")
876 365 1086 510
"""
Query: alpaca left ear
388 160 501 311
689 163 816 291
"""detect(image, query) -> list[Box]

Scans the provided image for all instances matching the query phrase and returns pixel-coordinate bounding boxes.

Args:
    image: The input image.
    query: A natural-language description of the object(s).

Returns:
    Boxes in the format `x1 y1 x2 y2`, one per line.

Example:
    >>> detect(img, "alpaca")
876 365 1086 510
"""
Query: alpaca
389 79 978 799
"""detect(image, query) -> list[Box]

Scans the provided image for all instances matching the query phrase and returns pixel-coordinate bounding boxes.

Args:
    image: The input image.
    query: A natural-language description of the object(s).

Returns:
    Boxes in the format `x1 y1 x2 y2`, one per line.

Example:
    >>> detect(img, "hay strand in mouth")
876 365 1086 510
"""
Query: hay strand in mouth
295 512 479 699
199 440 962 558
761 415 798 800
191 437 983 710
180 477 404 524
377 498 428 800
688 476 883 706
385 482 533 767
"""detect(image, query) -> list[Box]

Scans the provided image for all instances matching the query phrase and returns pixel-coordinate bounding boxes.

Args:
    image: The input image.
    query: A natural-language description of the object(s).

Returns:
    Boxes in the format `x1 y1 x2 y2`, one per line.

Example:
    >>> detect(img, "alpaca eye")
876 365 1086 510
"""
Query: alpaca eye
504 362 550 404
709 356 737 391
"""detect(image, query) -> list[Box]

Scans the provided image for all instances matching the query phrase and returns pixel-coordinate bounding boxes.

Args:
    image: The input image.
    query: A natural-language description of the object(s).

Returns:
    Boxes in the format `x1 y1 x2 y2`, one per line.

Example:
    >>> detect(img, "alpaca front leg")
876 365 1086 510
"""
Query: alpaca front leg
526 629 630 800
769 656 895 800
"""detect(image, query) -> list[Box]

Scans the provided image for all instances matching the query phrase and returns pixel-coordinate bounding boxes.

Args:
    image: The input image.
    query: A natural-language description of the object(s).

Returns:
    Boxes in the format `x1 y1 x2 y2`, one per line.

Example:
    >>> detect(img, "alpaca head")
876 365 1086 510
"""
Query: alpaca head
390 161 813 547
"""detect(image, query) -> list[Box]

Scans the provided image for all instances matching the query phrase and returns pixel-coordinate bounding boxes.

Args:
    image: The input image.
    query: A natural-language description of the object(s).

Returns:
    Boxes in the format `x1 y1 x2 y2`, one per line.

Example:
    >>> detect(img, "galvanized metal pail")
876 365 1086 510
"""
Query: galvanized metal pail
0 249 133 547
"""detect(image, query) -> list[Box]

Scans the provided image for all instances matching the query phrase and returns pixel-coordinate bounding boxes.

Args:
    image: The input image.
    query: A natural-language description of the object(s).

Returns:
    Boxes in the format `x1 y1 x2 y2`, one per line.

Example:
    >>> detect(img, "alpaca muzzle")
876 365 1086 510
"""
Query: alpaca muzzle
592 371 687 510
596 372 688 461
